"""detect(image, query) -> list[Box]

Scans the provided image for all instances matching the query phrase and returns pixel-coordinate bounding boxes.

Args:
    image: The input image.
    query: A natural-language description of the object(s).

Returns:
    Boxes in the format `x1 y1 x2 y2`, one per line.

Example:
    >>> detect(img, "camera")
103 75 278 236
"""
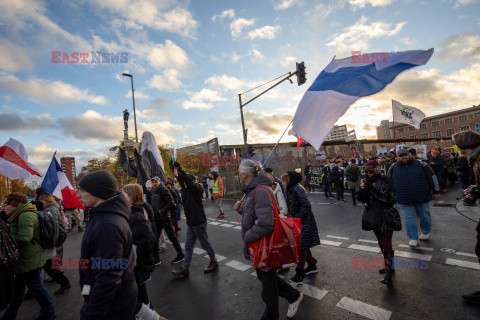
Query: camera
463 186 480 206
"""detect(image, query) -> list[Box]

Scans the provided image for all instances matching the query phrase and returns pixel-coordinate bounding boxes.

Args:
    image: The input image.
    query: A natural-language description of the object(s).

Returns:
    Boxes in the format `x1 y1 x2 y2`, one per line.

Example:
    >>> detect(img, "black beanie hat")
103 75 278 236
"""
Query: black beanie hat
79 170 118 200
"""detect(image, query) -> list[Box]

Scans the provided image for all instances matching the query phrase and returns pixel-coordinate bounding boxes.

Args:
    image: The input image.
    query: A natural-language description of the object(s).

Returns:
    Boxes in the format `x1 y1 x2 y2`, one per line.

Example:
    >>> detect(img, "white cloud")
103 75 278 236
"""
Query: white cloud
438 33 480 60
125 90 149 100
304 3 334 24
247 25 281 40
148 69 183 91
349 0 396 9
326 16 407 56
147 40 190 70
231 52 242 62
205 74 251 92
91 0 198 38
57 110 182 144
0 38 34 72
273 0 298 10
137 108 169 120
0 74 106 106
215 123 230 130
250 48 265 63
281 56 297 67
453 0 477 8
230 18 255 38
0 113 52 131
212 9 235 22
182 89 226 110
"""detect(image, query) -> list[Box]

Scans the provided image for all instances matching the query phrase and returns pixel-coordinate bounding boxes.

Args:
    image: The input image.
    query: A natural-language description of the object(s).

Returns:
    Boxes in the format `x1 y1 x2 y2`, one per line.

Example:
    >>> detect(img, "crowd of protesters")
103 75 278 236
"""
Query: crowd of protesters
2 133 480 319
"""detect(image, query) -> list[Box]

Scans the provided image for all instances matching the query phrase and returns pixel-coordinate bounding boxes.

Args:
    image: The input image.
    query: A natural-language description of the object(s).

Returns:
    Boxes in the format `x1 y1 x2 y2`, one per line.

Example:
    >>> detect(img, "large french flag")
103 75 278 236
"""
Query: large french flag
292 49 434 150
0 138 42 179
41 156 84 210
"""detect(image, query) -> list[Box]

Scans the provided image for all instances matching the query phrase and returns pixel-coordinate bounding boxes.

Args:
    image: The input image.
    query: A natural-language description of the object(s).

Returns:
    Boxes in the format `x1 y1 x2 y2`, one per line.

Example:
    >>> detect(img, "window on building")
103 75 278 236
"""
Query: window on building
398 128 404 133
420 123 427 129
446 128 455 135
460 125 470 132
433 131 442 138
421 133 429 139
475 112 480 119
409 127 414 131
444 118 453 124
459 115 469 122
431 121 439 127
410 135 417 139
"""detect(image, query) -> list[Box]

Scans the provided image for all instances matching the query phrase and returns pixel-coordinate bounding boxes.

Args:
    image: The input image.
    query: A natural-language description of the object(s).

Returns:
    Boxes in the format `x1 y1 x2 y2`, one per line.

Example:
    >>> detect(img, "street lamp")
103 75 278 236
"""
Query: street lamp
122 73 138 143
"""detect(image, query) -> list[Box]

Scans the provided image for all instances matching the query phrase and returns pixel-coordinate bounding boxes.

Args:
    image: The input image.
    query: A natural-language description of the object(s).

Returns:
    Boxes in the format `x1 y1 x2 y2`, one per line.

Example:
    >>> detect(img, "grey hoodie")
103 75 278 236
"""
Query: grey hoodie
240 171 277 260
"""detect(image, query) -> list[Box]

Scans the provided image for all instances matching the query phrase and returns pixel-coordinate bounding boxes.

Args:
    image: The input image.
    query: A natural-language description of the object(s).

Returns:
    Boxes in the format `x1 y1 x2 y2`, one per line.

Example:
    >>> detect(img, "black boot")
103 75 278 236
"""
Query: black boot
380 251 393 286
289 268 305 285
379 250 395 274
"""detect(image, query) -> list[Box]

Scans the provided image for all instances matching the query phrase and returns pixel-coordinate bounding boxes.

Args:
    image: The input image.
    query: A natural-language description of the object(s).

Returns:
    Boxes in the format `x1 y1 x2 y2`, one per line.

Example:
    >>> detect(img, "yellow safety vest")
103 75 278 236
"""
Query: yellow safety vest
213 180 220 194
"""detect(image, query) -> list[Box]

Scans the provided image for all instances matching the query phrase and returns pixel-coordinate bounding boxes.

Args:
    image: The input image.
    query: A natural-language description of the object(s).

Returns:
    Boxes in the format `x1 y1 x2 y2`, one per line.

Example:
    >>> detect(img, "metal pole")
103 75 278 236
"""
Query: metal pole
126 146 130 184
130 77 138 143
262 118 294 167
239 94 248 155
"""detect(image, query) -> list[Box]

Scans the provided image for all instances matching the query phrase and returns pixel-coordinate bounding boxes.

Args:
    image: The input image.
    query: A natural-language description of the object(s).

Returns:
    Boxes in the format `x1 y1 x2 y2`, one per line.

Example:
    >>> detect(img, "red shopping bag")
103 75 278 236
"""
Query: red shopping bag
248 186 302 270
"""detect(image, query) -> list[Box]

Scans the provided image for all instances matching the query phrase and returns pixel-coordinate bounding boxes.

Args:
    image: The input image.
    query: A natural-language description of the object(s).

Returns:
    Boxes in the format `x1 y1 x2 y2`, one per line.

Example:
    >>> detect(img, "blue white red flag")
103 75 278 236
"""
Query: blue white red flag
41 156 84 210
292 49 434 150
0 138 41 180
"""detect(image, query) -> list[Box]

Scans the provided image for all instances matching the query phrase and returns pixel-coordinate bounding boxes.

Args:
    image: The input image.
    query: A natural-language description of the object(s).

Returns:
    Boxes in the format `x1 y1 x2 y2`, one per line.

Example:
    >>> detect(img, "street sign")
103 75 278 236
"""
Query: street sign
117 170 124 177
116 165 122 170
124 140 135 147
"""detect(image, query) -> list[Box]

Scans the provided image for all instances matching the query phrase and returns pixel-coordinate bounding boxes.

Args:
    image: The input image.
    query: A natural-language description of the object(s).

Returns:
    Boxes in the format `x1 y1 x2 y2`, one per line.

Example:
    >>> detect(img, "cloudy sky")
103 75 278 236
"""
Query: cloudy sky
1 0 479 176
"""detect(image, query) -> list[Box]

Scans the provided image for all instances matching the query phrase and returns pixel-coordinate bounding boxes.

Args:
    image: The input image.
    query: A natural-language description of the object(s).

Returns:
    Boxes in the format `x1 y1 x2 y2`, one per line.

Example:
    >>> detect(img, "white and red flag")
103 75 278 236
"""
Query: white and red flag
0 138 42 179
41 155 84 210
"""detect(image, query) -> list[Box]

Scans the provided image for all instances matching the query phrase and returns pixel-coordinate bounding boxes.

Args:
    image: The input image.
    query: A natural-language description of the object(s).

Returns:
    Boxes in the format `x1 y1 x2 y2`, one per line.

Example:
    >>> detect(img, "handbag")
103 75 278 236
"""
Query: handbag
248 186 302 270
383 207 403 231
361 202 385 231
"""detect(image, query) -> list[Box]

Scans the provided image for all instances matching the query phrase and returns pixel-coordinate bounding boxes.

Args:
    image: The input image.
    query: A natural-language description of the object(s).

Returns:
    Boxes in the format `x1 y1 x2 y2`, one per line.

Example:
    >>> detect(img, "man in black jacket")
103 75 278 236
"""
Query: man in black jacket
150 176 184 265
170 161 218 278
77 171 137 320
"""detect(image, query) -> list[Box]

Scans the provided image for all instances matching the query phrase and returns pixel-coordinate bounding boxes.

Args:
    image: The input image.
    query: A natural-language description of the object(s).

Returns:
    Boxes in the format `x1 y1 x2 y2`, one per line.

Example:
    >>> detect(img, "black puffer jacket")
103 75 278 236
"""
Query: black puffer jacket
285 171 320 251
357 174 398 231
176 165 207 226
455 156 474 186
130 204 156 272
79 193 136 320
151 184 174 221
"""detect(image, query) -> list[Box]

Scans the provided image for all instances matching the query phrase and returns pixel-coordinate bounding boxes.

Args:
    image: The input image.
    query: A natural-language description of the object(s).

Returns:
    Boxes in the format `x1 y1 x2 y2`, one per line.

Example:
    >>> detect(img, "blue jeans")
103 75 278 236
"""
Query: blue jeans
397 202 432 240
183 223 216 270
4 267 55 318
324 184 333 197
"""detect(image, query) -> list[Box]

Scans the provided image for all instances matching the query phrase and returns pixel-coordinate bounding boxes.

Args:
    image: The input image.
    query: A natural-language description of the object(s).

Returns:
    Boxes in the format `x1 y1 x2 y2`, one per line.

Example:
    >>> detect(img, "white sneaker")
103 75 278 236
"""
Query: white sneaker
287 292 303 318
419 233 430 241
409 239 418 247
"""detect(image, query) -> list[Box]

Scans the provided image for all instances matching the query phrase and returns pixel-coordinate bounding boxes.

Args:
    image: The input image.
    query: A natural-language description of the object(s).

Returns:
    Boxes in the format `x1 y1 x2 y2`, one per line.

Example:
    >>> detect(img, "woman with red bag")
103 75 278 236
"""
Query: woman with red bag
281 171 320 285
235 160 304 320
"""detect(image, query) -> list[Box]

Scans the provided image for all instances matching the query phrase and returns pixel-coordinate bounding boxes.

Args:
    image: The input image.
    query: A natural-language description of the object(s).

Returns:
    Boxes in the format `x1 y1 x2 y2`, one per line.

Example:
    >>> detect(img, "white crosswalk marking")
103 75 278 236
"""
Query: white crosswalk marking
348 244 382 253
193 248 206 255
455 252 477 258
398 244 434 251
394 250 432 261
234 226 242 230
446 258 480 270
327 235 349 240
294 283 328 301
205 254 226 262
336 297 392 320
225 260 252 271
219 223 234 227
208 221 221 225
320 239 342 247
358 239 378 244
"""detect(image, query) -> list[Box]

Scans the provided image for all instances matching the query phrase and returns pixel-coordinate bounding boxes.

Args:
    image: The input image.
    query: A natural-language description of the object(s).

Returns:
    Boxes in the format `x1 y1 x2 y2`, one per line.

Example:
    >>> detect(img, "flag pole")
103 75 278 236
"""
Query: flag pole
392 101 396 150
261 118 294 167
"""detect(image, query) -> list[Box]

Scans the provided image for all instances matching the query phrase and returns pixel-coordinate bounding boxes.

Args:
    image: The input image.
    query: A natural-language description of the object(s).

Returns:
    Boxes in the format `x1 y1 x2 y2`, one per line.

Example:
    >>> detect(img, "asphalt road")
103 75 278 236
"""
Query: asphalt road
8 183 480 320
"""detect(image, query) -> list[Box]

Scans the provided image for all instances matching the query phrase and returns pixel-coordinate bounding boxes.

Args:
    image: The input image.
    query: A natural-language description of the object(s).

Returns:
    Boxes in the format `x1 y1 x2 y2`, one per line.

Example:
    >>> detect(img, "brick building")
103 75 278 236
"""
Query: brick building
60 157 77 189
393 105 480 139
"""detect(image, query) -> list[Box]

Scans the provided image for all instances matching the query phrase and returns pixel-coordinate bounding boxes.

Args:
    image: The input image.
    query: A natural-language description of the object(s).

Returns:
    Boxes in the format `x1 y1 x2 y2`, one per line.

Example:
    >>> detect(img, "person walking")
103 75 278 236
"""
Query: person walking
150 176 185 265
322 161 334 198
345 158 361 206
166 180 182 235
304 162 314 192
201 176 209 199
121 184 167 320
430 149 447 192
281 171 320 285
171 161 218 278
211 172 225 218
207 176 214 202
64 206 84 234
357 160 398 286
0 215 15 312
235 160 303 319
456 150 474 190
77 171 137 320
453 131 480 304
1 192 55 320
387 148 441 247
38 194 71 295
329 159 346 203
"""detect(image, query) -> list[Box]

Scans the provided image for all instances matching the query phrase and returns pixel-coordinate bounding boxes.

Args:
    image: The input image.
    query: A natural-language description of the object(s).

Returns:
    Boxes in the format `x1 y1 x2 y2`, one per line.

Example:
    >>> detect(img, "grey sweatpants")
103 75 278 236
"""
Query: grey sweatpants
183 222 216 270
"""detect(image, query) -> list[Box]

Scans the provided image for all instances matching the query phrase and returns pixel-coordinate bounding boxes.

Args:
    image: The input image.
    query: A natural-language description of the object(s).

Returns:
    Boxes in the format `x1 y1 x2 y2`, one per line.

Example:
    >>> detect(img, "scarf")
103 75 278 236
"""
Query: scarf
7 203 37 224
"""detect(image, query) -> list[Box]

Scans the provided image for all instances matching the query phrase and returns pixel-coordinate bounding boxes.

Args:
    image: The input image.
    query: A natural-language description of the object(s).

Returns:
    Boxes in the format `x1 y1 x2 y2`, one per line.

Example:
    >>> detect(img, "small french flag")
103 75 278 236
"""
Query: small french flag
41 155 84 210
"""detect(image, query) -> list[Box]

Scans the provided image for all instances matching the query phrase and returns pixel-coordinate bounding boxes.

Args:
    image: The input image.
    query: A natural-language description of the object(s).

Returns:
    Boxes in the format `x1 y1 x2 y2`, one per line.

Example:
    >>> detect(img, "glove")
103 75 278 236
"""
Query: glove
173 161 182 171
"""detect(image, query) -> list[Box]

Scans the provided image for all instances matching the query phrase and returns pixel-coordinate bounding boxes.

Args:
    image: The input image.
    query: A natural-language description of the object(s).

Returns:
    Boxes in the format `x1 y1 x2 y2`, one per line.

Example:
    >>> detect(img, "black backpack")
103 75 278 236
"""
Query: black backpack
0 219 19 268
347 166 359 182
36 209 67 249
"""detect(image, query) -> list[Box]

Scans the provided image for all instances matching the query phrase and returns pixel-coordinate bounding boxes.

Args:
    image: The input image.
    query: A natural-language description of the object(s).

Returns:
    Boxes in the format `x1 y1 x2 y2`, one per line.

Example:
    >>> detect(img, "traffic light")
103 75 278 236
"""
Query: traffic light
296 62 306 86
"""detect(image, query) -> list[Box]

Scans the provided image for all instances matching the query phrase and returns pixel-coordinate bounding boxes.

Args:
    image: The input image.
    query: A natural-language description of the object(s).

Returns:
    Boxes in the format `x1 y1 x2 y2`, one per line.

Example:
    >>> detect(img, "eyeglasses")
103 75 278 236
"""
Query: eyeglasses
366 170 374 173
399 154 409 157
